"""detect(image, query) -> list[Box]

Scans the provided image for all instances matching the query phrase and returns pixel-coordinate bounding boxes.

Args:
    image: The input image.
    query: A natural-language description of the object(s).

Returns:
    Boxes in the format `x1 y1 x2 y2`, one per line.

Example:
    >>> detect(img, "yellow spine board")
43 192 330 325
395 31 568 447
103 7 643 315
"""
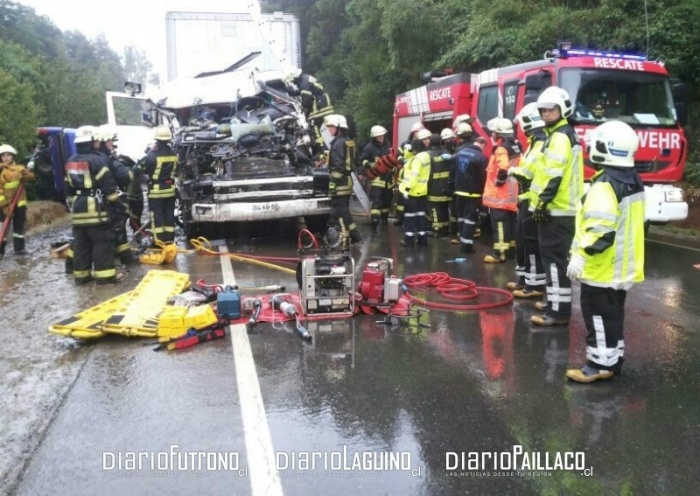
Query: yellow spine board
48 291 135 340
100 270 191 338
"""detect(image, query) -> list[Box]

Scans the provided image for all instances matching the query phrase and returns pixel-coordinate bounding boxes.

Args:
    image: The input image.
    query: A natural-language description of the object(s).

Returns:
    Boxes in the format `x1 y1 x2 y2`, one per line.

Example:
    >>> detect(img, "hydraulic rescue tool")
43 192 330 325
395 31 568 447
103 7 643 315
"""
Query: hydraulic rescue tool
272 294 311 341
297 248 355 316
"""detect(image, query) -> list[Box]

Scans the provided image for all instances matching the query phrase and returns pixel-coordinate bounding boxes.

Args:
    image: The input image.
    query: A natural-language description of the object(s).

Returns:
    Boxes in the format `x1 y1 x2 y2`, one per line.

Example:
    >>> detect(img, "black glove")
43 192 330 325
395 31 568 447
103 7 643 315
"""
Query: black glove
495 169 508 187
533 200 550 223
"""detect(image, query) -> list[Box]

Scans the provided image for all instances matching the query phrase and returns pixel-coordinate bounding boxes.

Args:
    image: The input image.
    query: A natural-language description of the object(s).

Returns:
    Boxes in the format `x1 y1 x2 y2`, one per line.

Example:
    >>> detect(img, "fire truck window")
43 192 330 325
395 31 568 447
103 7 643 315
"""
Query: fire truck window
503 81 518 120
477 85 499 128
562 68 677 126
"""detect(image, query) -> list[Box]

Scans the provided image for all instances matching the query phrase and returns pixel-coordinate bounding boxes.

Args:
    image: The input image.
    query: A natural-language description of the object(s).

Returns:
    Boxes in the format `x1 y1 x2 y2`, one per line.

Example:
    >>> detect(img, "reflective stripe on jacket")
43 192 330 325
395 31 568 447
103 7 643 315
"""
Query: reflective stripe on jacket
530 119 583 215
399 151 431 197
65 152 119 226
0 163 34 208
143 145 177 199
572 169 645 290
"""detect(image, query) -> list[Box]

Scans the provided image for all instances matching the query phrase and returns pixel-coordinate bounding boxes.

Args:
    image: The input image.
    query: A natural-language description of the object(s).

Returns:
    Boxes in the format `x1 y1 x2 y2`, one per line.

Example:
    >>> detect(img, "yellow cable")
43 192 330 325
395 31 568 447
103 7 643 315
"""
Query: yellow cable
189 237 296 276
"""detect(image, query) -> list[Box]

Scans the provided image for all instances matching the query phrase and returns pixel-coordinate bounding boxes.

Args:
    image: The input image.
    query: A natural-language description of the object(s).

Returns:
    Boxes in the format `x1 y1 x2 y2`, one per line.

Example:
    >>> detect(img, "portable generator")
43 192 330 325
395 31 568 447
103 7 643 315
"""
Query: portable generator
359 257 403 306
297 249 355 316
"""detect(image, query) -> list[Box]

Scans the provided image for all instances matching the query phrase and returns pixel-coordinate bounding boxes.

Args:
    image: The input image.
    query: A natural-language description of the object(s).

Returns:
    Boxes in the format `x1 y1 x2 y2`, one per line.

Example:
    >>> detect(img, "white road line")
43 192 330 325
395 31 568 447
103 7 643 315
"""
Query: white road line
220 246 283 496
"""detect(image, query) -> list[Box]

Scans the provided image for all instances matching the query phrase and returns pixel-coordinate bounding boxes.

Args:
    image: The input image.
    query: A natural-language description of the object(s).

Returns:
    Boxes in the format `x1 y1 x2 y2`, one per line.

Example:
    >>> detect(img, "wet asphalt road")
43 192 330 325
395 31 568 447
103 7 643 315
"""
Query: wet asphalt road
4 216 700 495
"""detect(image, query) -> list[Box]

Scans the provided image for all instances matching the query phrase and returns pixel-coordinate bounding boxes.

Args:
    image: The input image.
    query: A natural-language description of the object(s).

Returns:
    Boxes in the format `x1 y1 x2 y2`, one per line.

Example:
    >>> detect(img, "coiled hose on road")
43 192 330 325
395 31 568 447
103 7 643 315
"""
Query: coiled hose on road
403 272 513 311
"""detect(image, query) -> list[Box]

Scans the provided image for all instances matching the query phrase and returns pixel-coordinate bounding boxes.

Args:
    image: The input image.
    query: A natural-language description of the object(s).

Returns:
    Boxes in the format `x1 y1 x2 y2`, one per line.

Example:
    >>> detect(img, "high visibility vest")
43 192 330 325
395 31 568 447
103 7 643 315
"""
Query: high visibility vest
399 151 431 197
572 170 645 290
482 144 519 212
530 119 584 216
511 135 545 202
427 147 452 202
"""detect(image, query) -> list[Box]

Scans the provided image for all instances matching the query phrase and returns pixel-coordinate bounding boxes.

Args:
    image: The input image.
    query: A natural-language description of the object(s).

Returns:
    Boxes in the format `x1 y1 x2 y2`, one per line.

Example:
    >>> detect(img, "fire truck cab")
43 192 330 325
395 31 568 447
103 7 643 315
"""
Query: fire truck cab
393 46 689 224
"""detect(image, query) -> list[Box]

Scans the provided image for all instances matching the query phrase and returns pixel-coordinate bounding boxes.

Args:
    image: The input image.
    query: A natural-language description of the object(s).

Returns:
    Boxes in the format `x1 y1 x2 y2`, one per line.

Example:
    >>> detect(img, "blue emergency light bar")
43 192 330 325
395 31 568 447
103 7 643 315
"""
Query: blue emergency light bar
553 45 647 62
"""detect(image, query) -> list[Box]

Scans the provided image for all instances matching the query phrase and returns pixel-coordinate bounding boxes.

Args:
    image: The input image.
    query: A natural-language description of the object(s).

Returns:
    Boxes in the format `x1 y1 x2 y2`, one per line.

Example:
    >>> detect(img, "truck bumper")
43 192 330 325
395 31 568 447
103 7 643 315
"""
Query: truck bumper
190 198 331 223
644 184 688 223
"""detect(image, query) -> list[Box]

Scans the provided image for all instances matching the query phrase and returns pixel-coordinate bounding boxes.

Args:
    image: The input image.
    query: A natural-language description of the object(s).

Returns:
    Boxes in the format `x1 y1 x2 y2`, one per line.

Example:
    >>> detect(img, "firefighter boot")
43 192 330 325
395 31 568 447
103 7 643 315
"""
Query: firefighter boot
513 288 545 298
484 253 506 264
531 313 569 327
507 276 526 291
566 365 614 383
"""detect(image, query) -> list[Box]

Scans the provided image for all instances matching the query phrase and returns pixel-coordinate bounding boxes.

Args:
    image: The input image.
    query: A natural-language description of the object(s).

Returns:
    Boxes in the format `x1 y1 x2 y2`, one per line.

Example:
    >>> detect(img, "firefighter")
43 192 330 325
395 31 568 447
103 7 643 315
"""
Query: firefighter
64 126 124 284
95 125 138 265
324 114 361 246
137 126 178 244
398 128 432 247
447 123 488 253
0 144 34 256
285 66 334 154
359 125 392 229
508 103 547 297
565 120 645 382
482 118 520 263
427 130 455 238
530 86 584 326
449 115 472 236
394 122 426 226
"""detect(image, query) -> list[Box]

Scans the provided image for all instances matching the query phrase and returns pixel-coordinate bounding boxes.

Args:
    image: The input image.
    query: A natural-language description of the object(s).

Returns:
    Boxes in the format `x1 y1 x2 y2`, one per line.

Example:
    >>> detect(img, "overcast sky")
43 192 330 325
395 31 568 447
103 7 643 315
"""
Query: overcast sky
16 0 253 76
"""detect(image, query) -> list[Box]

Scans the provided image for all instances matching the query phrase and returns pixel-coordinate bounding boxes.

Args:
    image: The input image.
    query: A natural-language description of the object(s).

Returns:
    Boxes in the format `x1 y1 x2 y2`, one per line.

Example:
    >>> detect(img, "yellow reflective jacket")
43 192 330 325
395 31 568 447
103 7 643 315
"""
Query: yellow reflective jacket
0 162 34 208
399 151 431 197
530 119 583 216
572 168 645 289
511 133 545 202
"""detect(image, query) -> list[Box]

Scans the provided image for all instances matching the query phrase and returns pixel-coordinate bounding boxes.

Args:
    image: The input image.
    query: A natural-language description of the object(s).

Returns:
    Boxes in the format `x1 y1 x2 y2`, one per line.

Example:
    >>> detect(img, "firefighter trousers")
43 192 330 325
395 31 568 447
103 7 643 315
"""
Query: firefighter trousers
490 208 516 257
404 196 428 246
328 195 360 242
517 200 545 290
581 284 627 371
369 186 392 226
455 196 480 253
150 196 176 244
72 224 116 283
394 192 405 225
428 200 450 237
538 216 575 320
0 205 27 254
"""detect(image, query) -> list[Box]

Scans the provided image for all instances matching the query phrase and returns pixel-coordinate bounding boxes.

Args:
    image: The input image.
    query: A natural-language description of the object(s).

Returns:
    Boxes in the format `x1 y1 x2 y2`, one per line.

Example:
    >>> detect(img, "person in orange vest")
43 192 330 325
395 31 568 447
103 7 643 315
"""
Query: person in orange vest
0 144 35 256
482 118 521 263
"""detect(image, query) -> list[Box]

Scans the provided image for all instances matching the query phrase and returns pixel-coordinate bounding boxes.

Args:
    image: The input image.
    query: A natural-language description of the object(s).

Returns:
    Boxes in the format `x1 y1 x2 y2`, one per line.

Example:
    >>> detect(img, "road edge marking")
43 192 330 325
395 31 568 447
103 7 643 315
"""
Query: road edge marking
220 246 283 496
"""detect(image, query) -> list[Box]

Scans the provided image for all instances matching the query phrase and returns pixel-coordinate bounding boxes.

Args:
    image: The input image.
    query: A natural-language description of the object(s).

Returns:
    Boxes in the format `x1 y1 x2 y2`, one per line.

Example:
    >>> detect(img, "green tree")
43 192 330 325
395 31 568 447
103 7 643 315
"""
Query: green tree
0 71 42 156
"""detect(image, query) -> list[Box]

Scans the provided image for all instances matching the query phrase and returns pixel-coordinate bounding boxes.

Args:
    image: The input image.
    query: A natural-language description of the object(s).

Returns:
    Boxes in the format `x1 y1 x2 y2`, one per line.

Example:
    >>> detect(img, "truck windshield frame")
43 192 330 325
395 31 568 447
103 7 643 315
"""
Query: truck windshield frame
561 68 677 127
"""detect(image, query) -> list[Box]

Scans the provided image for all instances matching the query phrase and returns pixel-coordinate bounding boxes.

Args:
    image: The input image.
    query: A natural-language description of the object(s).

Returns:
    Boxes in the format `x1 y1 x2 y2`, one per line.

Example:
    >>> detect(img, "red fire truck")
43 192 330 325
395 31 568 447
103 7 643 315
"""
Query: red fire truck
393 46 689 224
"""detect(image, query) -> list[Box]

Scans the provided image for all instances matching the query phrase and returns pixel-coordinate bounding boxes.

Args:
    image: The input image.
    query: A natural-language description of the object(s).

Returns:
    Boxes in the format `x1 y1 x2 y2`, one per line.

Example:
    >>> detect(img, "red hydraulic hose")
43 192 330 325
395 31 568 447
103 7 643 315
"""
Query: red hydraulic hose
403 272 513 311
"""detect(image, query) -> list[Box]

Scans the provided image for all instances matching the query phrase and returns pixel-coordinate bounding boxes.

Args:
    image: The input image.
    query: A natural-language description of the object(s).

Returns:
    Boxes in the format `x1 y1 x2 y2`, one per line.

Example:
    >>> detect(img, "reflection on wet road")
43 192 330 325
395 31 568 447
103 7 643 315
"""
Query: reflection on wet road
4 220 700 495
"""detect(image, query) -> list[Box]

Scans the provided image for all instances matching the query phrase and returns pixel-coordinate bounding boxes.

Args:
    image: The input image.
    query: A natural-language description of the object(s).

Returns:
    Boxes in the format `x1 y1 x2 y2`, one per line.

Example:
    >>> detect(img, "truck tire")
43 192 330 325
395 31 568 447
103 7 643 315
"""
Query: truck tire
304 214 329 234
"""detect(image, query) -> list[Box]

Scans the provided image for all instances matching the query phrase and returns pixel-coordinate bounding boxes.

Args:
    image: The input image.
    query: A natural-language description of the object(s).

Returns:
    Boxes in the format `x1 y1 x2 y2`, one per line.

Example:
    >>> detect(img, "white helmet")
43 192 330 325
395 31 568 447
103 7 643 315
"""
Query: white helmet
0 144 18 155
410 122 425 134
455 122 473 137
336 115 349 129
415 129 432 141
324 114 341 128
96 124 118 142
515 103 545 132
370 125 388 138
537 86 573 118
74 125 97 144
453 114 474 128
440 128 456 141
487 117 514 135
285 65 302 82
154 125 172 141
589 120 639 168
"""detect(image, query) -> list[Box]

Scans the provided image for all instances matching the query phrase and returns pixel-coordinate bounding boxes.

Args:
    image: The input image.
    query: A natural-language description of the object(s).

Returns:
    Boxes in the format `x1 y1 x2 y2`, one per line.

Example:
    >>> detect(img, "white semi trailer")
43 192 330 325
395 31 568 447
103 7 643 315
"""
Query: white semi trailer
165 10 302 81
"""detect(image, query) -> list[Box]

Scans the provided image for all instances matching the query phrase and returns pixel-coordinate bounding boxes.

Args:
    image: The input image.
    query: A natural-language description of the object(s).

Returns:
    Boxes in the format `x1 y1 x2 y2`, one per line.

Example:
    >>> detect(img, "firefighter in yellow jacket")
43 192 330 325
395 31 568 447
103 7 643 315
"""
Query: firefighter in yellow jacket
398 128 432 247
0 144 35 256
530 86 584 326
565 121 645 383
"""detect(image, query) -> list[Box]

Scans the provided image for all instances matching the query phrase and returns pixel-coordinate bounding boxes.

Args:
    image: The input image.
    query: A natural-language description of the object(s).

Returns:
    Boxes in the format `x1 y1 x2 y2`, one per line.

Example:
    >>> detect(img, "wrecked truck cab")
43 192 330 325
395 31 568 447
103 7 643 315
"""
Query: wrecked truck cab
106 65 331 240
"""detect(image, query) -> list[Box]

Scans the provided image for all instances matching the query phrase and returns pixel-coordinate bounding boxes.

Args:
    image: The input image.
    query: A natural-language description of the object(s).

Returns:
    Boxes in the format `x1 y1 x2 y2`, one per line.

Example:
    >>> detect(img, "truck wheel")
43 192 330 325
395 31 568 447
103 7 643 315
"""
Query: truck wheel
304 214 329 234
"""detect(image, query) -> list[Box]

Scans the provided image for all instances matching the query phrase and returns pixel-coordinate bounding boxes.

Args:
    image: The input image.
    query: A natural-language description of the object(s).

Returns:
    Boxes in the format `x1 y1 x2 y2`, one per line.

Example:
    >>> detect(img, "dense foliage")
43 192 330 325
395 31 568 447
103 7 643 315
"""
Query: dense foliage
263 0 700 183
2 0 699 184
0 0 150 159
